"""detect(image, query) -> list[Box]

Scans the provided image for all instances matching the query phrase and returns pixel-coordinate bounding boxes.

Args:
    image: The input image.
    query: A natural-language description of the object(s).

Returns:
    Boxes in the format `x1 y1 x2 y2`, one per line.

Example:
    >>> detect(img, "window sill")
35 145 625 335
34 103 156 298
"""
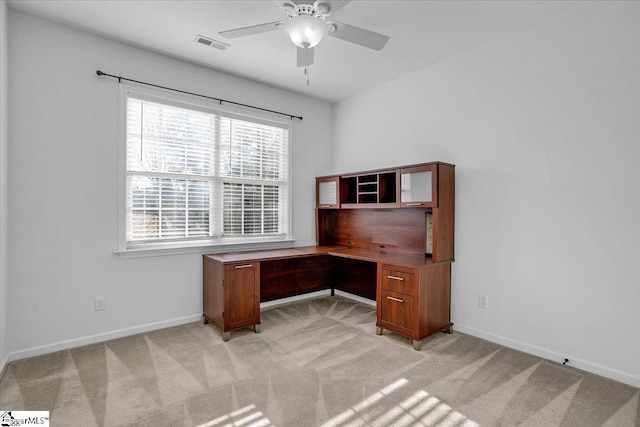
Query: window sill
114 238 296 259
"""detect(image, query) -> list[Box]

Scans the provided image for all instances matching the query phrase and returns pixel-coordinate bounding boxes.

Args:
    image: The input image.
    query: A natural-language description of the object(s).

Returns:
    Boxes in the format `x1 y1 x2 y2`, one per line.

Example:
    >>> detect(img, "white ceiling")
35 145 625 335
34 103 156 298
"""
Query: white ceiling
7 0 572 103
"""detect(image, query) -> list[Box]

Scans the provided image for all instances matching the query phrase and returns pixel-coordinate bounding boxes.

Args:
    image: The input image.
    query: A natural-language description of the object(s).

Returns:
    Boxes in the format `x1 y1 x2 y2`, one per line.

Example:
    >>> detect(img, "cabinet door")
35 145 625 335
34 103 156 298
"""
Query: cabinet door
226 263 259 329
379 290 414 334
316 176 340 208
399 164 437 207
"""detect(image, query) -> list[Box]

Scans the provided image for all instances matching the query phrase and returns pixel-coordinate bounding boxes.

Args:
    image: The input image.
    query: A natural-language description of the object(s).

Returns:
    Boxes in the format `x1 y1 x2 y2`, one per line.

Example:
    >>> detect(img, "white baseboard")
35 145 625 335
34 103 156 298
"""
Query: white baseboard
260 290 332 310
334 290 376 307
260 290 376 310
455 323 640 389
0 352 9 380
5 314 202 365
5 292 360 365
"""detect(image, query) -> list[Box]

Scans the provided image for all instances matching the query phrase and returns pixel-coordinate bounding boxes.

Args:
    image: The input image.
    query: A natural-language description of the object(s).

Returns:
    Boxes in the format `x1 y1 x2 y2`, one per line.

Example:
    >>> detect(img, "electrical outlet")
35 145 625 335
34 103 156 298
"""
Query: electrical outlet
95 296 106 311
478 294 488 309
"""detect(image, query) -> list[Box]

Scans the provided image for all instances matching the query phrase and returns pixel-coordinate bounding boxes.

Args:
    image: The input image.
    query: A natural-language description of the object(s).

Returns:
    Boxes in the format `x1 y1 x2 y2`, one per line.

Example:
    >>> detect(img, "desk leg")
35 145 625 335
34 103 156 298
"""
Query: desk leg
222 331 231 342
254 324 261 333
376 326 383 335
331 288 335 296
413 340 422 351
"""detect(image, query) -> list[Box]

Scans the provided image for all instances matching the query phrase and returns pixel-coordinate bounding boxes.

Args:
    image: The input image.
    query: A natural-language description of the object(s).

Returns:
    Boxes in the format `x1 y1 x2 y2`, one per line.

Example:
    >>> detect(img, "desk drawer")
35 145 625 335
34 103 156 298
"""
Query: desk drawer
379 290 414 333
381 267 415 295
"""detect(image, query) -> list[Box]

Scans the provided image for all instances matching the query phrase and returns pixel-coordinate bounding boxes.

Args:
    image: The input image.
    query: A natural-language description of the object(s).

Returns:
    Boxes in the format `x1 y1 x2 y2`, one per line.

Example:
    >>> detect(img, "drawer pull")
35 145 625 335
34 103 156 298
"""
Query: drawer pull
387 275 404 281
319 205 331 208
405 203 424 206
387 296 404 303
234 264 253 269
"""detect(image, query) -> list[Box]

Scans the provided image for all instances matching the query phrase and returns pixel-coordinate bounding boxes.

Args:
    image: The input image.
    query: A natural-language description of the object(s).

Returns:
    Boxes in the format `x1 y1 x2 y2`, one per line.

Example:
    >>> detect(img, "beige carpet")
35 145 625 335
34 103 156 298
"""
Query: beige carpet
1 296 638 426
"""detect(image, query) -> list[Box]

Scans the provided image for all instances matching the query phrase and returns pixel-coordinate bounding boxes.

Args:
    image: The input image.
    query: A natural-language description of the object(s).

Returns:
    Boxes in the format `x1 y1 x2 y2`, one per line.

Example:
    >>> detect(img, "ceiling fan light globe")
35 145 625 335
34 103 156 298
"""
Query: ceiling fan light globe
283 15 328 48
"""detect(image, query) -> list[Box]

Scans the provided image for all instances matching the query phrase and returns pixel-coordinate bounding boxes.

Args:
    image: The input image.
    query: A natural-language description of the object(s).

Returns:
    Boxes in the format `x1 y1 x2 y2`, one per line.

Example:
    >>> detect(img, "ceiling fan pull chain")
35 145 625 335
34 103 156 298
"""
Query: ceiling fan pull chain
305 47 310 86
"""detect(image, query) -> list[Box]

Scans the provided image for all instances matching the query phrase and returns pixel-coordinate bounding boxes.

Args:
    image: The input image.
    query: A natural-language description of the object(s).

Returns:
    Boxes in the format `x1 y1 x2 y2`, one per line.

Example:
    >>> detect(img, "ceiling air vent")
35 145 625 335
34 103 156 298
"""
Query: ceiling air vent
194 34 230 51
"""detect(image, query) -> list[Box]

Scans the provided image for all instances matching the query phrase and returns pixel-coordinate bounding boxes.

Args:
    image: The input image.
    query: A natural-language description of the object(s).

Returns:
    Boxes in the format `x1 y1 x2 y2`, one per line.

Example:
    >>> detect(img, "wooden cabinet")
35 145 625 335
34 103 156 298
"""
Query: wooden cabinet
316 161 455 350
316 176 339 209
399 164 437 208
376 263 452 350
226 262 259 330
202 257 261 341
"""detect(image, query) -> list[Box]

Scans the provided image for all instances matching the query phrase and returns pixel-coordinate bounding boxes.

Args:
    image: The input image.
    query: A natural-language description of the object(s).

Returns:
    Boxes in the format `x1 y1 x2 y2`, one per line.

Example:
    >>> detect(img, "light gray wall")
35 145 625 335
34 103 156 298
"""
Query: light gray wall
6 10 333 360
5 1 640 388
333 2 640 387
0 0 9 371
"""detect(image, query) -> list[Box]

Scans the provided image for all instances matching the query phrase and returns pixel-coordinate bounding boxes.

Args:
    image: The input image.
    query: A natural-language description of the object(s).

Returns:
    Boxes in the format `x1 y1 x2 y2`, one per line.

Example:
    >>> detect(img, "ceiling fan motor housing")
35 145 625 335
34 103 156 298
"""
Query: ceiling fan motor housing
285 2 330 19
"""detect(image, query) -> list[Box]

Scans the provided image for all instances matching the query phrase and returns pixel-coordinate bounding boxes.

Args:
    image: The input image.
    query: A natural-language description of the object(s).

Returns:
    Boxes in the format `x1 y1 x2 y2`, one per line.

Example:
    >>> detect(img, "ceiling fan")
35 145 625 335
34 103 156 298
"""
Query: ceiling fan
218 0 390 84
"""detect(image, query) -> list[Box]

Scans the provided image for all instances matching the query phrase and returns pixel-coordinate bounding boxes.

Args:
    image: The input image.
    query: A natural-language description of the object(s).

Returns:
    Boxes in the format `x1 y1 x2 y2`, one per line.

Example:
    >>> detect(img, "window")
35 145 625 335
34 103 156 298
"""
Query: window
120 88 291 253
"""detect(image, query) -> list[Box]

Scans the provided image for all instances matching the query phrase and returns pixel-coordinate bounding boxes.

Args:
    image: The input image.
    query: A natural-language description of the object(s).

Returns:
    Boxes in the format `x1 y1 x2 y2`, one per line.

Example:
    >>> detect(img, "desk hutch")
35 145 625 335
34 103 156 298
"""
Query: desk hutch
203 161 455 350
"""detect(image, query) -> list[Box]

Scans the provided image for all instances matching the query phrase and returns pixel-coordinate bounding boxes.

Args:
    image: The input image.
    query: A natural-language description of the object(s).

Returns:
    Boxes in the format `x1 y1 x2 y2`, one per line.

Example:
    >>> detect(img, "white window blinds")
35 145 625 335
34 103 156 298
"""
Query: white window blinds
125 95 289 246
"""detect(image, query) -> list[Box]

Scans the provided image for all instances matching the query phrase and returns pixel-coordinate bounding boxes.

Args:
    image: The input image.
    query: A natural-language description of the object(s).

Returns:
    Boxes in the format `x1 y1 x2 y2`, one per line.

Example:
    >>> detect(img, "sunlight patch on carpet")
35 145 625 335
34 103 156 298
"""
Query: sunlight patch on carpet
196 404 273 427
319 377 480 427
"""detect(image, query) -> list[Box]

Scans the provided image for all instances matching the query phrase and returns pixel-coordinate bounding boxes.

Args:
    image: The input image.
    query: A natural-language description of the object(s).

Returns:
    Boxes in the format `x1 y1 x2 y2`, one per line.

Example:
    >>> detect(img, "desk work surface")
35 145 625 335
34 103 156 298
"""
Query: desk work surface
204 245 443 268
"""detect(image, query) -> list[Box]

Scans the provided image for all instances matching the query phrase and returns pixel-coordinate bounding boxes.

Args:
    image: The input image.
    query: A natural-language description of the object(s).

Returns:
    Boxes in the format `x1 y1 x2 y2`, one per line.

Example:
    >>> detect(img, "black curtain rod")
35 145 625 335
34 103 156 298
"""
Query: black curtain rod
96 70 303 121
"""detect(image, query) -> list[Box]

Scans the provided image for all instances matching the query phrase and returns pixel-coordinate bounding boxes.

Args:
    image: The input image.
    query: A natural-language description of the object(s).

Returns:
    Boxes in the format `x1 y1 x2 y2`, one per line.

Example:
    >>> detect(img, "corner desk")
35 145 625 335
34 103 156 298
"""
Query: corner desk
203 161 455 351
203 245 452 351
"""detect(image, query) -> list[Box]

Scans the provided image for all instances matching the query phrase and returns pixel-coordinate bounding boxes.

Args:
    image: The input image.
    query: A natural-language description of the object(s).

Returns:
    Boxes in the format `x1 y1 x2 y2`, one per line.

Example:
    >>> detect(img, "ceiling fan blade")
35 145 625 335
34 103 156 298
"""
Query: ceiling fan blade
219 21 282 39
328 20 389 51
315 0 352 16
297 46 315 67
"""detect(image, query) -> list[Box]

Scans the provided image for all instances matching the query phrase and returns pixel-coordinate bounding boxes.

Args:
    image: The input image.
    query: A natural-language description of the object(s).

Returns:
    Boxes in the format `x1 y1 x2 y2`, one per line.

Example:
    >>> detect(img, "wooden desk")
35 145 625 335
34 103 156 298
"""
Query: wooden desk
203 245 452 350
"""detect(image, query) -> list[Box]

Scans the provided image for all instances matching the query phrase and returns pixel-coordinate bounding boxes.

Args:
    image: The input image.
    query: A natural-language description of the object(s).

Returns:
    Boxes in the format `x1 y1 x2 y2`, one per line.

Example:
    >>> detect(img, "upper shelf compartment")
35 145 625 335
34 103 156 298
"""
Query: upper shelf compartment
340 170 397 208
316 162 451 209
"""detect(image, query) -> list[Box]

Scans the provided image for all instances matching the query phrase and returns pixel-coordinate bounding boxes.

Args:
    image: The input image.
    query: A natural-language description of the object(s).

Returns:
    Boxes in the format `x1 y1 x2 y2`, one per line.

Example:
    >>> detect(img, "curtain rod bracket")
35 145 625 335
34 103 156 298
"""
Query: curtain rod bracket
95 70 303 121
